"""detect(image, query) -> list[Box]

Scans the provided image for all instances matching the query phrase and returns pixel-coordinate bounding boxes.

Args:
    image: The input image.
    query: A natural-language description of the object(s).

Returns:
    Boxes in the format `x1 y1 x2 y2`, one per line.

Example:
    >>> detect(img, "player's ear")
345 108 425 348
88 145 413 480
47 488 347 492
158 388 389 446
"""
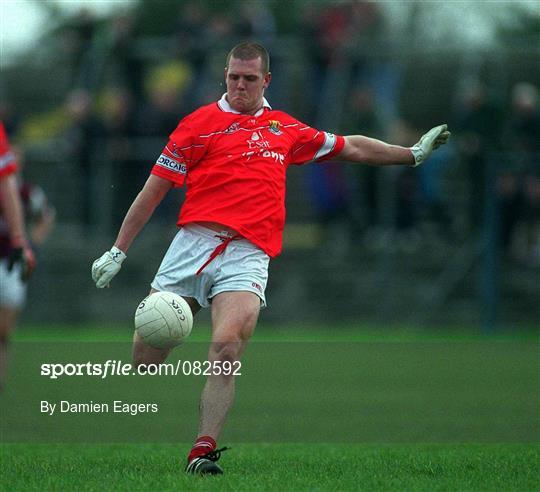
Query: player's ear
263 72 272 89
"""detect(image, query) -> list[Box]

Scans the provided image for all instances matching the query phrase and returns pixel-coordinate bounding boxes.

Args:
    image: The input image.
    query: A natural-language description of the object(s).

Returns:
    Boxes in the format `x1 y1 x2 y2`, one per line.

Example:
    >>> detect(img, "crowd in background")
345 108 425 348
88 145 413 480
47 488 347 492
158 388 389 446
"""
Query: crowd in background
2 0 539 264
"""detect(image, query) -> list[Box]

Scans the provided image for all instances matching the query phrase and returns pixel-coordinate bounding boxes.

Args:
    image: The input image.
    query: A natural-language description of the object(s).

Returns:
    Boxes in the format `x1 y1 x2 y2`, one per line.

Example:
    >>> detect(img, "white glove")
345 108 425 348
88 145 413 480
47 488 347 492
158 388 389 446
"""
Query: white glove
410 124 451 167
92 246 127 288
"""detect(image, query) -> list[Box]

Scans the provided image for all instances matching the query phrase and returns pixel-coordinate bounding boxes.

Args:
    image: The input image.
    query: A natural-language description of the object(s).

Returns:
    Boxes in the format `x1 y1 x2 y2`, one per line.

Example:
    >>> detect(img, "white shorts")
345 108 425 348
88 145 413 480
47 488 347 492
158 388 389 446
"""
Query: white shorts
151 224 270 308
0 258 27 308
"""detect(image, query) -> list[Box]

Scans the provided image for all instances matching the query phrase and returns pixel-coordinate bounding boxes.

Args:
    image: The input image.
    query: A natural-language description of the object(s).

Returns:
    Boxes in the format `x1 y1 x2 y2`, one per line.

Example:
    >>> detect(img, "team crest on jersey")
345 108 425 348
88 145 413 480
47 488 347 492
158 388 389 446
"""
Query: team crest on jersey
268 120 282 135
224 122 240 134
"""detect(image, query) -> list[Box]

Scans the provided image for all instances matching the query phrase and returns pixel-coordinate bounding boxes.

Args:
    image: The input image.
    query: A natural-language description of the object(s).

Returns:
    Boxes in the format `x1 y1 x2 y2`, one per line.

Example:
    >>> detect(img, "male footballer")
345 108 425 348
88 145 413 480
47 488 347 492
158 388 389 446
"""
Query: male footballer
92 42 450 475
0 122 36 391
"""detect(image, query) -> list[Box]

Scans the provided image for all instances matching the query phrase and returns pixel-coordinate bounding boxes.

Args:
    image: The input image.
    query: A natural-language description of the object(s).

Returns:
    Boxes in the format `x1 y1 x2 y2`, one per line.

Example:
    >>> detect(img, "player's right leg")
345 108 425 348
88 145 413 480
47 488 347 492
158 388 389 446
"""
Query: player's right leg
131 289 200 367
186 290 261 475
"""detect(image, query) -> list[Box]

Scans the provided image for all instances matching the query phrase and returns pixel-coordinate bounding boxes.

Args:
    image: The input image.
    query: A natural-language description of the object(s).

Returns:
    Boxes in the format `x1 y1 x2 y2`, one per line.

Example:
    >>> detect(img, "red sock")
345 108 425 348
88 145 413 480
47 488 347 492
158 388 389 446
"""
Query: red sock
188 435 216 463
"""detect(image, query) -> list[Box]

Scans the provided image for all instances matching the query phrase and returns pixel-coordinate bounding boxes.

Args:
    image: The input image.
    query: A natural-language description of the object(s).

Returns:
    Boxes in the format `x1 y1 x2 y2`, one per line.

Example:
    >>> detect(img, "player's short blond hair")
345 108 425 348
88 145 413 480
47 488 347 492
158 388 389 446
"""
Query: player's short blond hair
226 42 270 74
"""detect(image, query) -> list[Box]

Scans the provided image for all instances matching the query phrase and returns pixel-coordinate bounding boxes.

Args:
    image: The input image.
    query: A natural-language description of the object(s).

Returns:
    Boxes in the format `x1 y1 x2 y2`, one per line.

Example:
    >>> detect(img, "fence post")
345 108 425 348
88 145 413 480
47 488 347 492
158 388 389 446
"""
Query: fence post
481 154 500 333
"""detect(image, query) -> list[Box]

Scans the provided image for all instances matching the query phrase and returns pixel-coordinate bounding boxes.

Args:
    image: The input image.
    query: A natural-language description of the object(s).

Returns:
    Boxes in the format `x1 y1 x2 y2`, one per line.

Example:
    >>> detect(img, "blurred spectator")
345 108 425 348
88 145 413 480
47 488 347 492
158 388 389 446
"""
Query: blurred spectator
60 8 98 88
100 88 141 226
349 1 385 43
299 2 350 120
63 89 105 225
101 88 137 139
106 12 144 100
348 1 386 83
300 1 392 126
503 82 540 262
236 1 276 44
306 161 350 227
184 13 238 108
305 160 351 261
137 85 182 137
506 83 540 167
388 120 420 233
301 2 375 248
521 173 540 263
417 141 454 236
174 1 209 77
204 14 236 49
496 169 522 255
341 86 385 231
137 62 192 137
314 3 351 67
454 80 503 230
395 166 418 232
0 102 20 136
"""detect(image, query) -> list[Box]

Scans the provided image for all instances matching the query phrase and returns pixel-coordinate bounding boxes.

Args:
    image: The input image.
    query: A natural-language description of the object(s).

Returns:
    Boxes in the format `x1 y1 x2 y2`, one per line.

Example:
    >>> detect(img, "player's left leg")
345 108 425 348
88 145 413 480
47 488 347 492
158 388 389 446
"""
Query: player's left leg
186 290 260 475
135 226 208 368
0 306 19 391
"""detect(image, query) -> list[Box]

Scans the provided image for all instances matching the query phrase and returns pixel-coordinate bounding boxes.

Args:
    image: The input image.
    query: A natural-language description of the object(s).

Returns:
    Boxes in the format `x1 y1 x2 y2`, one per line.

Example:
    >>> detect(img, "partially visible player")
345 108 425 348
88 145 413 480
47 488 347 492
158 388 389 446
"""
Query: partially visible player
0 122 35 276
0 127 46 390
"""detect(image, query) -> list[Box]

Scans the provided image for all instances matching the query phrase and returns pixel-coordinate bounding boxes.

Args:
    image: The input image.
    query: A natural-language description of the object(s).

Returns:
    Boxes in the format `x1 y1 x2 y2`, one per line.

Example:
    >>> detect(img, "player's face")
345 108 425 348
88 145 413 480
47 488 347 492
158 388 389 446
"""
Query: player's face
225 57 271 115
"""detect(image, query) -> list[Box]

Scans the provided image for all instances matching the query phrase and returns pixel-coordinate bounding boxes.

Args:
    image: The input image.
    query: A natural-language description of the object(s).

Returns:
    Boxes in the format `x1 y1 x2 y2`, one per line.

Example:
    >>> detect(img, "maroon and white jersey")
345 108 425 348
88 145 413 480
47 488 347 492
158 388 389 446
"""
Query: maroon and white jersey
0 181 50 258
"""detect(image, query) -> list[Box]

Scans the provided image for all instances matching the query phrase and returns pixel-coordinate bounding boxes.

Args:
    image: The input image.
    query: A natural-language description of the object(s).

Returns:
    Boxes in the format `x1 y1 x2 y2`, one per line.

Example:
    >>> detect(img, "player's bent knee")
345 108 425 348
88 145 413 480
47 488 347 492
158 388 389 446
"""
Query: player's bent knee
209 340 241 366
211 345 236 363
208 345 238 383
132 335 170 368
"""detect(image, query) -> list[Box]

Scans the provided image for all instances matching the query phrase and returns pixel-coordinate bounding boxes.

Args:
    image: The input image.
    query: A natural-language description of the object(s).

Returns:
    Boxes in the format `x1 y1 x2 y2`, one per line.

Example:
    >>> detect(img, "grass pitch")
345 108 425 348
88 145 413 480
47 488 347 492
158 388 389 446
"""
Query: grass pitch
3 443 539 491
1 325 539 490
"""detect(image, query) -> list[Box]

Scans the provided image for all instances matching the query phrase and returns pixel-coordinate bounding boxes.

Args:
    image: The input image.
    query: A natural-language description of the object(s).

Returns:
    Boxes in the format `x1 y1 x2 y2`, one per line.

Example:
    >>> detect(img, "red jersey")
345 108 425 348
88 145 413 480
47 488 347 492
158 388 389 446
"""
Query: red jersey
151 95 345 257
0 122 18 179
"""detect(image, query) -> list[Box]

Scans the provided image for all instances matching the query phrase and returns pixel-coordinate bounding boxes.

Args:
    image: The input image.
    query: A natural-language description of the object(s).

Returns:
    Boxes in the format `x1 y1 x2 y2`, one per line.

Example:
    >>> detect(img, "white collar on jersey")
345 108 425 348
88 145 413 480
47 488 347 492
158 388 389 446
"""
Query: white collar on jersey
218 93 271 117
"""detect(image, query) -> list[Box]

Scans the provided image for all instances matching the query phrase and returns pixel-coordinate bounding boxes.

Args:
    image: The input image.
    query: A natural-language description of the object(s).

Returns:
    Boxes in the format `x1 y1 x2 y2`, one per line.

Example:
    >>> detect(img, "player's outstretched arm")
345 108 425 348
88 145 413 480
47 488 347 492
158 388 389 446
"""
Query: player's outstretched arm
92 175 173 288
337 124 450 167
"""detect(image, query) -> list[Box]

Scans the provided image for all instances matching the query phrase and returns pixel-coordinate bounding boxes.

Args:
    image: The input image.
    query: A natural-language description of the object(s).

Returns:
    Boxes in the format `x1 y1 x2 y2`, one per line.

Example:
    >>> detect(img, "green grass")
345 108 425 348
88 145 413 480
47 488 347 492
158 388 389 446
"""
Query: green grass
13 323 540 343
1 325 539 490
2 443 539 491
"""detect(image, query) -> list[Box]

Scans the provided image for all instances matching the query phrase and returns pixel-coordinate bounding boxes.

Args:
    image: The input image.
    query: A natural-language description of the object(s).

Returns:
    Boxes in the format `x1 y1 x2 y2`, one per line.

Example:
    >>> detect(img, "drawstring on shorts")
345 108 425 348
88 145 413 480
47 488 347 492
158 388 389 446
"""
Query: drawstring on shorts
195 234 240 275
